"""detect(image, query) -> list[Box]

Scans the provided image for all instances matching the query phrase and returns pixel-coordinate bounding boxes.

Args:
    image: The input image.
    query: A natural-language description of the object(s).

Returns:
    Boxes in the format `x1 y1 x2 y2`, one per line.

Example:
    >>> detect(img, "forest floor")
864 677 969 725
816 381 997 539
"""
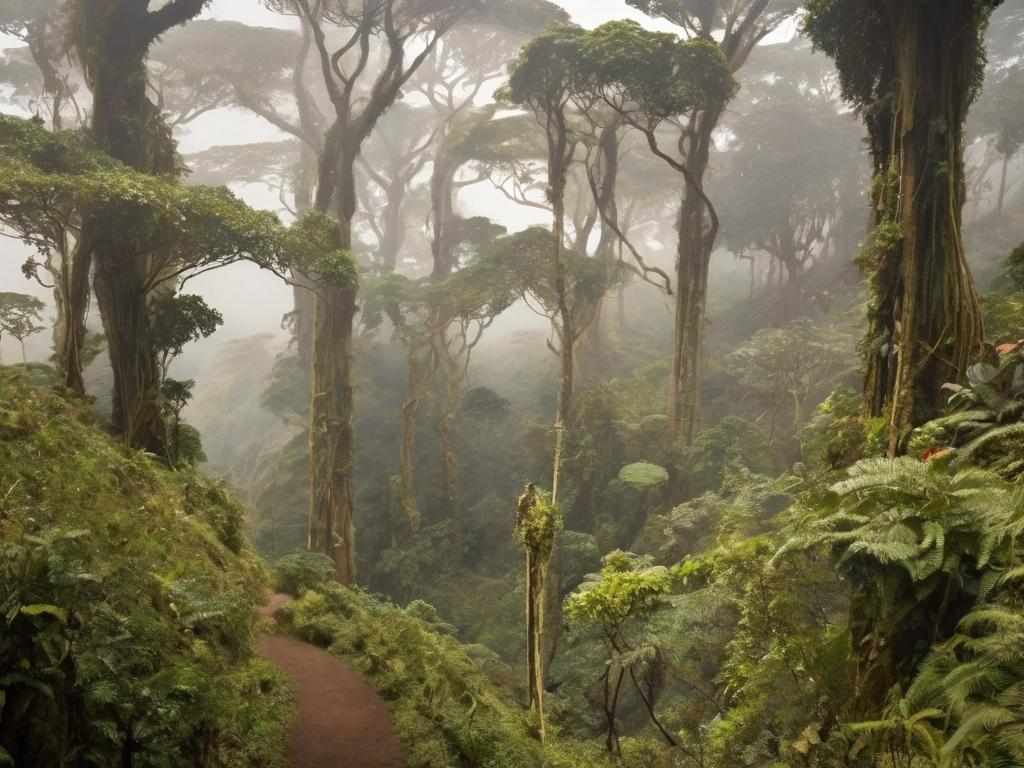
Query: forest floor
257 594 407 768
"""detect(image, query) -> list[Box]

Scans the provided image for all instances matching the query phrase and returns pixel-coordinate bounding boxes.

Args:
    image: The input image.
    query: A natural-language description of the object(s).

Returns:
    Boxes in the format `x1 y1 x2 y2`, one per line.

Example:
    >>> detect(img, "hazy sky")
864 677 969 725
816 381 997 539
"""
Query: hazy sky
200 0 685 31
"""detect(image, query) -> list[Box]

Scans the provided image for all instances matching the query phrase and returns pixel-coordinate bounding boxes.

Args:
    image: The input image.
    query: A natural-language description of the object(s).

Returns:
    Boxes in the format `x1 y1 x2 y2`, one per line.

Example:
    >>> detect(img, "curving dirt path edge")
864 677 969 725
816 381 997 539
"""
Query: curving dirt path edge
257 593 407 768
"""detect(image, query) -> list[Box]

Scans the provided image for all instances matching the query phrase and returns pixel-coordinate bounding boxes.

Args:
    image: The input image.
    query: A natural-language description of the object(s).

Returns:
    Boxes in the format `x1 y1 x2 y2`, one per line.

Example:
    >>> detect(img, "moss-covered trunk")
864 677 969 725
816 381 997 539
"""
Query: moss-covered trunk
73 0 189 452
516 484 558 746
308 279 358 583
862 1 985 453
668 106 720 447
309 141 358 584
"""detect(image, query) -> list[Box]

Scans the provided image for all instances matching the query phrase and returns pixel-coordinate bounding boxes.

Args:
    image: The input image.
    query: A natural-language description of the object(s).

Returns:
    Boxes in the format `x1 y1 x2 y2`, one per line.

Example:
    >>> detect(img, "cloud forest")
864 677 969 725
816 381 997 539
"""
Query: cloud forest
1 0 1024 766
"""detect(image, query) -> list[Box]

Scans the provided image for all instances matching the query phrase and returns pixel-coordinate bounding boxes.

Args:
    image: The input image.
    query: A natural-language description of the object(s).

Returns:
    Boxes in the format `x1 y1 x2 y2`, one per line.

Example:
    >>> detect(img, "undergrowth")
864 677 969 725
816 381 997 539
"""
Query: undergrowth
0 368 293 767
276 569 610 768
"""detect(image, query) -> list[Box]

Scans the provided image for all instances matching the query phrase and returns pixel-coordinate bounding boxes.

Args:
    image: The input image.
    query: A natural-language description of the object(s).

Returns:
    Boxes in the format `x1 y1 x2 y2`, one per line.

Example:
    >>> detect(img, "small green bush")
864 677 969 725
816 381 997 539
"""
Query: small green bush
272 550 337 596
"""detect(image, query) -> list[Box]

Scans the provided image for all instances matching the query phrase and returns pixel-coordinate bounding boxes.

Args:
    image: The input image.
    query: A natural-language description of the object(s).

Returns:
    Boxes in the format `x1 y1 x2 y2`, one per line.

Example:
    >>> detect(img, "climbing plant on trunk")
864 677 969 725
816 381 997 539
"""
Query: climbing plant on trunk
804 0 996 454
515 483 561 746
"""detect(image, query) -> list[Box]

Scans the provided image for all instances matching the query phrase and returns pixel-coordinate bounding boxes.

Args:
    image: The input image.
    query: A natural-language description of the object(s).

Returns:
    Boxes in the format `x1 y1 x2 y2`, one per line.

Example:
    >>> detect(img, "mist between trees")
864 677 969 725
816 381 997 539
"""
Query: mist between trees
2 0 1024 766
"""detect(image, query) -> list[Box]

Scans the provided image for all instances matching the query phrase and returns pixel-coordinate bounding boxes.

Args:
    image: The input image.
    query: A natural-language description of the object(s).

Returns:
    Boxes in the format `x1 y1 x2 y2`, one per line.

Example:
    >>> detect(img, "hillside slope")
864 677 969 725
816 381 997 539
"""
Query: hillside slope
0 368 291 767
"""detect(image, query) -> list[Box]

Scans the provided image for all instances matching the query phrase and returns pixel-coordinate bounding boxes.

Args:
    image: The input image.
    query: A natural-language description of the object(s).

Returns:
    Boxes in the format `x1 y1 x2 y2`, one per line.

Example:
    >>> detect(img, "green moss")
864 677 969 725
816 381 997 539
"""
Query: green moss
0 369 292 767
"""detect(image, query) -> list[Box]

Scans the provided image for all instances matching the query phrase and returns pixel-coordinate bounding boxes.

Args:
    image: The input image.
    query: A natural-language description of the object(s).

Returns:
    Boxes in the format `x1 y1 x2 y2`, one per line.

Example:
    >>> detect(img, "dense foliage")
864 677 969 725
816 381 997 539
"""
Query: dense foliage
0 370 291 767
0 0 1022 766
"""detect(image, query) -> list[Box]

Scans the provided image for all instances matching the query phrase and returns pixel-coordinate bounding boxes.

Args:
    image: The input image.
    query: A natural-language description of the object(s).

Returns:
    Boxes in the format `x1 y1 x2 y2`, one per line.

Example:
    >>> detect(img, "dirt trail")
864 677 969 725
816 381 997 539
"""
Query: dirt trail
257 594 406 768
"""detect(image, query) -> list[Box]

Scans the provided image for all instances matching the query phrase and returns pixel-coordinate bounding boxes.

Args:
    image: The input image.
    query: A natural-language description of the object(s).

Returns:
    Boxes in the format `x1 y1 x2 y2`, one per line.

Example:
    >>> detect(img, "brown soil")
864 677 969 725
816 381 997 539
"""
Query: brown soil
257 594 406 768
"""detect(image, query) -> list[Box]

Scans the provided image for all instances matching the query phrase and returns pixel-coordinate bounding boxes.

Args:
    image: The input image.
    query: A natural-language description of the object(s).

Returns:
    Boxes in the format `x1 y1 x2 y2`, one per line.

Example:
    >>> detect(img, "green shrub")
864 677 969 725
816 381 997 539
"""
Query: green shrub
0 371 291 767
280 584 609 768
272 550 337 596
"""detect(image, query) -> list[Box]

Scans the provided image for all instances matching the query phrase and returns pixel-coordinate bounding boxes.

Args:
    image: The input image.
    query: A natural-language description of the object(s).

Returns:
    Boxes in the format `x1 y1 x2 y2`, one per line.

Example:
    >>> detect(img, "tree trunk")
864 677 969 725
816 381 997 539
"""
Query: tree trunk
430 135 458 280
378 176 407 271
667 106 720 447
862 1 984 454
54 233 92 394
425 123 468 512
525 547 546 743
580 122 621 383
73 0 187 452
26 11 66 130
309 140 359 584
551 192 574 504
93 243 164 452
398 342 426 540
308 279 358 583
776 223 804 324
996 151 1009 218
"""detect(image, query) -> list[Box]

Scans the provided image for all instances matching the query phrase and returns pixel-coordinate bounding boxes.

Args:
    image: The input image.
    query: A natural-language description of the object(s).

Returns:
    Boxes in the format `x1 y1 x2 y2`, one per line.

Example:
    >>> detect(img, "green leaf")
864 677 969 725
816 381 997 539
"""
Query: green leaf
19 603 66 622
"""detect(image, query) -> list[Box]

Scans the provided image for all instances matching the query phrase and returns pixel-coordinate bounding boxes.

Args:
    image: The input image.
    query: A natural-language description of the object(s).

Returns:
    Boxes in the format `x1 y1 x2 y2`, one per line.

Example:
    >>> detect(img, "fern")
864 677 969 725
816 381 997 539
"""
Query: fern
952 423 1024 472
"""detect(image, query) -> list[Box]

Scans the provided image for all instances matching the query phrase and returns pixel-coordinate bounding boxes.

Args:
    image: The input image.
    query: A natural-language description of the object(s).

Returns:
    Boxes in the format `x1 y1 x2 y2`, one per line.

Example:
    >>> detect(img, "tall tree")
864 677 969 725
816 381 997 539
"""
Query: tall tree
973 65 1024 218
415 1 566 515
67 0 211 451
805 0 996 453
0 116 97 392
718 77 865 319
279 0 469 583
0 0 76 129
627 0 797 446
502 23 584 503
151 17 324 363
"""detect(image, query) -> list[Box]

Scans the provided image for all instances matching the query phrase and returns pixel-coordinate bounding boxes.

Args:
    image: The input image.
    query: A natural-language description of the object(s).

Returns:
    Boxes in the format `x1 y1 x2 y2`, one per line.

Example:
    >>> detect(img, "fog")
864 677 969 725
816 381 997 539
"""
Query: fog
3 1 1024 764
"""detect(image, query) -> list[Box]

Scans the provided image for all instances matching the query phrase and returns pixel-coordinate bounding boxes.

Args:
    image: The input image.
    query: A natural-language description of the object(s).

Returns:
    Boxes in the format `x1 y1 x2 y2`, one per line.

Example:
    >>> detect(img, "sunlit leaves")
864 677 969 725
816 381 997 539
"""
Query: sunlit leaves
565 550 673 628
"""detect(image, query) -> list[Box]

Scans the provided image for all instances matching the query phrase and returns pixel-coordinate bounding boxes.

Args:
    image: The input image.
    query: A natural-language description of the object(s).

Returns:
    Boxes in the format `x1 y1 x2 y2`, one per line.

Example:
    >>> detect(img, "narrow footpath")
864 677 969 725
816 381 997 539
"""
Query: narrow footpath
257 594 407 768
